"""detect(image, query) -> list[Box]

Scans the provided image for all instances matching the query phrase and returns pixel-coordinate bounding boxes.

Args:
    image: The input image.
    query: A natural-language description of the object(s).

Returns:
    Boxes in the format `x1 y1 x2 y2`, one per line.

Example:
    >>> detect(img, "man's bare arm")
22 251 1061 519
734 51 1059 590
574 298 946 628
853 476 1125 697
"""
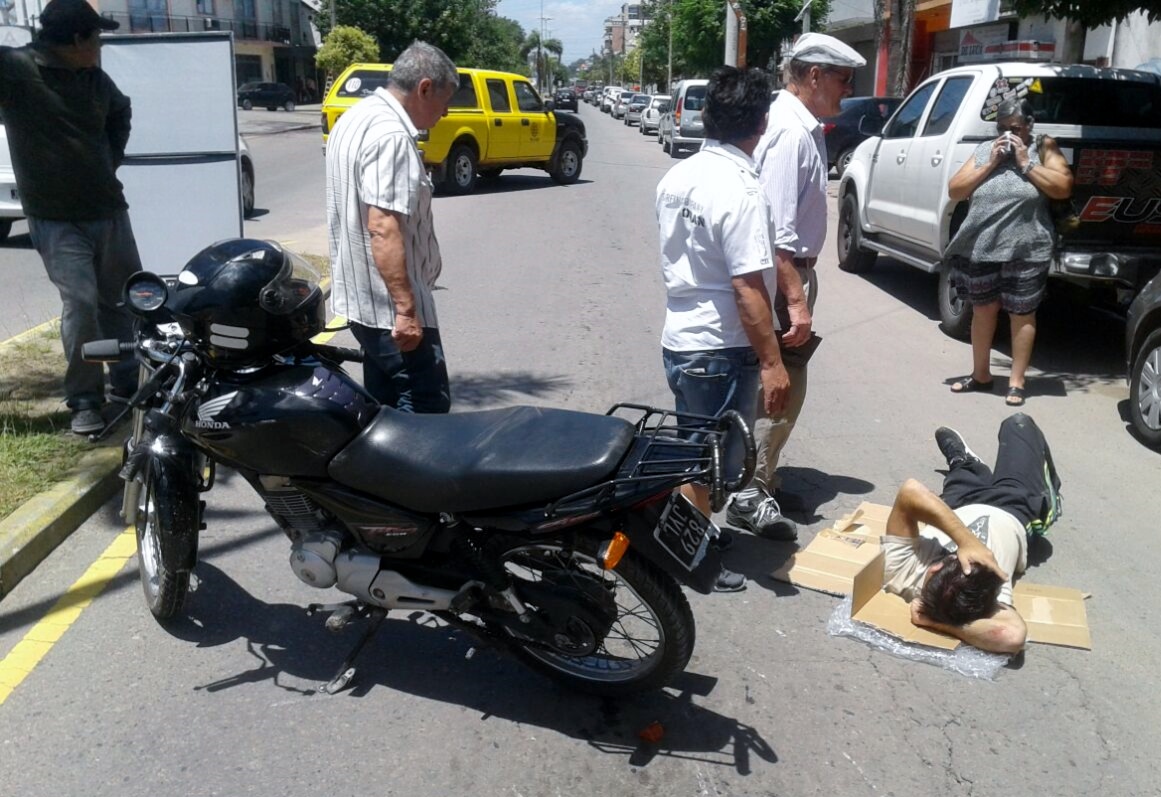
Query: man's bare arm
732 271 789 416
367 206 422 351
886 479 1007 580
911 599 1027 654
774 249 811 347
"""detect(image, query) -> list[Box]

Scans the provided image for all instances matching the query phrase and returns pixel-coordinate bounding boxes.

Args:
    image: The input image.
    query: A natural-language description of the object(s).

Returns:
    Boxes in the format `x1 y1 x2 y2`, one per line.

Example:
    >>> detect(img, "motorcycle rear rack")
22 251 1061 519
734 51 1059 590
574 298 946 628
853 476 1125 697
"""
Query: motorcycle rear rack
542 403 754 517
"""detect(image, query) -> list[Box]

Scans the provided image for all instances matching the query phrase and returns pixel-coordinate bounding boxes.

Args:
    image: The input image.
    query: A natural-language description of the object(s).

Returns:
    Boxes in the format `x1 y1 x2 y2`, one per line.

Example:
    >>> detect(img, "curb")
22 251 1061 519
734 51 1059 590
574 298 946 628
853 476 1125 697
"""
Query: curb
0 446 123 600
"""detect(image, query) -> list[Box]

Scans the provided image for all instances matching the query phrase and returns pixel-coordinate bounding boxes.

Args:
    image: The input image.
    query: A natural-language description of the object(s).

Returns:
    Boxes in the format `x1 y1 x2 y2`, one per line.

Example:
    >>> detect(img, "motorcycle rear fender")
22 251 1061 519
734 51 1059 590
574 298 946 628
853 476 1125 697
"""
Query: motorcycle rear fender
617 498 722 595
144 434 202 573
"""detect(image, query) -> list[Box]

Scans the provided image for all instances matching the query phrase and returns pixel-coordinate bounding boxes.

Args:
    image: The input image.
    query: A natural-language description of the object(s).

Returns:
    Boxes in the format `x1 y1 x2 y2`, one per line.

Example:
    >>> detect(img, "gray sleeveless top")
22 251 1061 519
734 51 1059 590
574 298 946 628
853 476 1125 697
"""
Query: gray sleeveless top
943 139 1054 263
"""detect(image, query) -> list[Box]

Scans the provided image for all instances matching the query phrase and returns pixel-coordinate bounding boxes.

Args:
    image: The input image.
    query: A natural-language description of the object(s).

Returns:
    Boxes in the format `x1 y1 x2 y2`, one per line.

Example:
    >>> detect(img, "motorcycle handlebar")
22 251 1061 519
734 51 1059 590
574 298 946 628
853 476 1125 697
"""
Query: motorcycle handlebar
82 339 135 362
312 344 364 364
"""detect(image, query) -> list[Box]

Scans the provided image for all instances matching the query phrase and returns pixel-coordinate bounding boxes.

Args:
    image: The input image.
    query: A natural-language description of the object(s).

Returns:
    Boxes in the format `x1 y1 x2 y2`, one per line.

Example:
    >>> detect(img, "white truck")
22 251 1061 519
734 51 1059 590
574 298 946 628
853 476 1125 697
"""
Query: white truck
836 62 1161 339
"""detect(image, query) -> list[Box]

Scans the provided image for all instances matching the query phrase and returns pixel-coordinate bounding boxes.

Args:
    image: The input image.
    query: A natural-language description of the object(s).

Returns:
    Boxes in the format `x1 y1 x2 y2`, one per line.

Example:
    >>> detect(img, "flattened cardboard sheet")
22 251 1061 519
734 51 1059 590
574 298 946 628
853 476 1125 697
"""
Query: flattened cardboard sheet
774 502 1092 650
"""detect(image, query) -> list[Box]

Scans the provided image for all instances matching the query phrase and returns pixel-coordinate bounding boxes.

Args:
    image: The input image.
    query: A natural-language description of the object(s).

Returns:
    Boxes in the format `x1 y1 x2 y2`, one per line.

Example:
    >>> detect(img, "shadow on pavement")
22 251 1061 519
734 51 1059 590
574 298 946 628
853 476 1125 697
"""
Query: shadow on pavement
452 370 573 408
0 232 33 250
437 175 594 198
176 562 779 774
777 466 876 525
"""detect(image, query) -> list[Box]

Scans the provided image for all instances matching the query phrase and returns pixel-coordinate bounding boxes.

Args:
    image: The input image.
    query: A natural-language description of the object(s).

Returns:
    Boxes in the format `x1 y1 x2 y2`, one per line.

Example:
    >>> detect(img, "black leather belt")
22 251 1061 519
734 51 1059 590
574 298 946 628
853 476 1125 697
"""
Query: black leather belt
793 257 818 269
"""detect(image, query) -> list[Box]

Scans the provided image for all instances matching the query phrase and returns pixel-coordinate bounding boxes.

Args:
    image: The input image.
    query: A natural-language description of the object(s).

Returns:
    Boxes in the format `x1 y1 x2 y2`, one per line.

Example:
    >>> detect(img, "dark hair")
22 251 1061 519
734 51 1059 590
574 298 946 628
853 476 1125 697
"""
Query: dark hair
703 66 771 144
919 554 1003 626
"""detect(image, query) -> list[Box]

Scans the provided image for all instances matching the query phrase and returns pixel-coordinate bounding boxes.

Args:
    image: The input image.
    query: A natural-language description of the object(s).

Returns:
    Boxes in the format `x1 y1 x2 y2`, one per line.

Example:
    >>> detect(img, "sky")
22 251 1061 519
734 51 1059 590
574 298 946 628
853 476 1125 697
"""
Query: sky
494 0 614 64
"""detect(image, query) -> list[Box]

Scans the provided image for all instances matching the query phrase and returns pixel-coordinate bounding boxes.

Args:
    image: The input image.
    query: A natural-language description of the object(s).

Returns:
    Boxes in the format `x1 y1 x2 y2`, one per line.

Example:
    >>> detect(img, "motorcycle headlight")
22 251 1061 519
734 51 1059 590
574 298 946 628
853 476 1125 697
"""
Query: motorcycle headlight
124 272 169 313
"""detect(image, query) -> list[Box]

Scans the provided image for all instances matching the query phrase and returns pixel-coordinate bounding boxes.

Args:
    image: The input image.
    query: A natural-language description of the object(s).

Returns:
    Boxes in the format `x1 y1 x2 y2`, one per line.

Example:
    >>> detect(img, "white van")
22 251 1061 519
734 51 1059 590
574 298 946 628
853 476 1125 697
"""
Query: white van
662 79 709 157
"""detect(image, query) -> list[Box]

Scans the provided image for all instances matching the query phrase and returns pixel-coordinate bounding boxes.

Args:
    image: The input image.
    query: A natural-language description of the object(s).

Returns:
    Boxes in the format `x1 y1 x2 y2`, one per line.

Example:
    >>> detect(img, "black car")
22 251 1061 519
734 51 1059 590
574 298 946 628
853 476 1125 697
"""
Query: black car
553 88 578 112
238 82 296 112
821 96 901 177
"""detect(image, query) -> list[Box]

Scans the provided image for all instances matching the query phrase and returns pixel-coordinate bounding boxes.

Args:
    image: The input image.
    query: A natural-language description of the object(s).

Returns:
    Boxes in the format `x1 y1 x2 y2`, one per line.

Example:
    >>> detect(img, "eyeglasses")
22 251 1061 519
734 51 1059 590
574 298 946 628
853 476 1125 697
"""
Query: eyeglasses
824 68 855 86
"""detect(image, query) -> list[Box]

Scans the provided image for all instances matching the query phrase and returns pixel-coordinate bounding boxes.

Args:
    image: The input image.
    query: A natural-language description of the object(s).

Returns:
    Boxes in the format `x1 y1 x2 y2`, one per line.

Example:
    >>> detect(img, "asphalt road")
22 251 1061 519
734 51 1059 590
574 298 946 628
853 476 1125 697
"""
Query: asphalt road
1 103 1159 797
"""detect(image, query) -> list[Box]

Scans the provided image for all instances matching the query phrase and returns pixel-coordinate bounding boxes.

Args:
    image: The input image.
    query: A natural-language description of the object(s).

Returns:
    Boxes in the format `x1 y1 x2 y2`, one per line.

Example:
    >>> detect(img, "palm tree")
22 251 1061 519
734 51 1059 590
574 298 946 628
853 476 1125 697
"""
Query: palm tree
521 31 563 93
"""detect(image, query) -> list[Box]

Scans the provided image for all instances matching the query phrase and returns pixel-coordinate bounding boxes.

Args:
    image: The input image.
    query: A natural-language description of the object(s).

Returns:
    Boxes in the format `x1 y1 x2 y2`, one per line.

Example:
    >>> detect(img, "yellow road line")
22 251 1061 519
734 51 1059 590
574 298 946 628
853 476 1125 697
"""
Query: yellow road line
0 317 59 348
311 313 347 345
0 527 136 706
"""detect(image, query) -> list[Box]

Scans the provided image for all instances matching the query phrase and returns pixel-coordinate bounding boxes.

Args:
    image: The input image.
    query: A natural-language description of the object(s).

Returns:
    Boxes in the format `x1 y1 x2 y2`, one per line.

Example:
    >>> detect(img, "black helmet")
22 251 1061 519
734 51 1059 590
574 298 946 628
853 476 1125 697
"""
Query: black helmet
170 239 325 367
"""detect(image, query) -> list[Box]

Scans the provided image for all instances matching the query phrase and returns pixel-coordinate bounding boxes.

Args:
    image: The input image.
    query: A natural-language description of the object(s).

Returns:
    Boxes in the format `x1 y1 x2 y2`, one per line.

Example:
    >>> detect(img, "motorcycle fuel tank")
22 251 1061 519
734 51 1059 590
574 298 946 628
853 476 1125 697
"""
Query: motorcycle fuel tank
183 363 379 477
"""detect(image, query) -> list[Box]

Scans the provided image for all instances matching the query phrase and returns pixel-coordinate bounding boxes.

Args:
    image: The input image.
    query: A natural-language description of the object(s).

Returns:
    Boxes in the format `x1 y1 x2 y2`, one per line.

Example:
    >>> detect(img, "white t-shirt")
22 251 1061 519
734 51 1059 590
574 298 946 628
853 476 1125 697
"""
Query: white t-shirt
326 88 442 330
656 141 777 351
881 504 1028 607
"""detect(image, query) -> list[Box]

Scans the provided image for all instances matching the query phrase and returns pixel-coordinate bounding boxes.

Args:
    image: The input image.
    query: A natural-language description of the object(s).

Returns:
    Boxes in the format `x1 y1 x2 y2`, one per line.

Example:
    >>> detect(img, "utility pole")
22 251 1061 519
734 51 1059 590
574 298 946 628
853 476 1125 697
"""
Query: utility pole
330 0 336 32
667 0 673 93
795 0 811 34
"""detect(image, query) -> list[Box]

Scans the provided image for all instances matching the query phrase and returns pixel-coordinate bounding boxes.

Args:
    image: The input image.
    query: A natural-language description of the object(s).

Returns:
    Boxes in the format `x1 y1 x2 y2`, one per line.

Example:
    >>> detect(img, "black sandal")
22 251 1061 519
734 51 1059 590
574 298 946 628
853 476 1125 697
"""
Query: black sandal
1006 386 1026 406
950 376 995 394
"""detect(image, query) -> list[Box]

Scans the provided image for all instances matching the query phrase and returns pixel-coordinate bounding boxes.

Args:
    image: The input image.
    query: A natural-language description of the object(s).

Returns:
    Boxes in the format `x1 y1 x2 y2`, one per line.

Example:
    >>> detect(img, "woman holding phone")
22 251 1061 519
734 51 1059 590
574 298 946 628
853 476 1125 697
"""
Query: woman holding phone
943 97 1073 407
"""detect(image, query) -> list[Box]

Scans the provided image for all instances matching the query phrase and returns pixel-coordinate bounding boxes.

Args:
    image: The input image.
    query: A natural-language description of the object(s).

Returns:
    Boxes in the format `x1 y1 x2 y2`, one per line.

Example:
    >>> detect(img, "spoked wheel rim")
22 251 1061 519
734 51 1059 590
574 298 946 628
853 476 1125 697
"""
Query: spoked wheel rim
499 544 666 684
1138 345 1161 432
136 481 163 603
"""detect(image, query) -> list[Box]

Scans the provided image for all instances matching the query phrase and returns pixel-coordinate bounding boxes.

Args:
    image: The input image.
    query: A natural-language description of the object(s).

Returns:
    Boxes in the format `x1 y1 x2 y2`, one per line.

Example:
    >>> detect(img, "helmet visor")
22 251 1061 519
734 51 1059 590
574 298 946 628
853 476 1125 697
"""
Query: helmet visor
259 247 322 316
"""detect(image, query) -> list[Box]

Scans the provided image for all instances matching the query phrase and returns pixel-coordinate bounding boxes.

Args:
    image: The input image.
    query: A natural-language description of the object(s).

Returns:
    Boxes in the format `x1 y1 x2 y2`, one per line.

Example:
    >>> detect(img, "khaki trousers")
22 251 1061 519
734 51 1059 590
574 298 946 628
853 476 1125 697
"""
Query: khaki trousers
753 264 818 492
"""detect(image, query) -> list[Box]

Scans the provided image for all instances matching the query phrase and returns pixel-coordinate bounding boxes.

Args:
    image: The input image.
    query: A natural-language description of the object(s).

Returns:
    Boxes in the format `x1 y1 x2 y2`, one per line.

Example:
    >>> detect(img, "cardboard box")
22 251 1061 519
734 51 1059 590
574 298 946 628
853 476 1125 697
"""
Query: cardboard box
773 503 1091 650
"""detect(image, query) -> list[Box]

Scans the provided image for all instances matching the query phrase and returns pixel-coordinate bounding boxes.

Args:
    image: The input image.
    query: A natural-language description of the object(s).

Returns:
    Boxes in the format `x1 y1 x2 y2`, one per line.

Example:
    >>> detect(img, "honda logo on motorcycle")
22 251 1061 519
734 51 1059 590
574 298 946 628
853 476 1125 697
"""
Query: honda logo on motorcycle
195 392 237 429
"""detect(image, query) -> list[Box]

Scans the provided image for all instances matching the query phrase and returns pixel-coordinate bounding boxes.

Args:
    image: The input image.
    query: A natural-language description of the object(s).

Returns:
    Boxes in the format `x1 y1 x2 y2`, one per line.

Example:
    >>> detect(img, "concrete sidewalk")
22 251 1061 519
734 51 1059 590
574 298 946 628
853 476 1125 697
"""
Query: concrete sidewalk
238 103 322 136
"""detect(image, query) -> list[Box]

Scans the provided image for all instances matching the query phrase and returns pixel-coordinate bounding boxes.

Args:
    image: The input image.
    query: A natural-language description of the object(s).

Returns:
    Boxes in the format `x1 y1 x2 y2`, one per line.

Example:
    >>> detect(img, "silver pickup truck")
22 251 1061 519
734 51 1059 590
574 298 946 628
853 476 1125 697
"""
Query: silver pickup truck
836 62 1161 340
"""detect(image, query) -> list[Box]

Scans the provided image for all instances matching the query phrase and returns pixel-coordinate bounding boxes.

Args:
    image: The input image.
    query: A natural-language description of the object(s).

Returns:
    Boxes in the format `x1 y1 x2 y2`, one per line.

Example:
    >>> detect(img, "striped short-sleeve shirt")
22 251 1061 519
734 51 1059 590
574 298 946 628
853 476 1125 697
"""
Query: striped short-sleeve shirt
326 88 442 329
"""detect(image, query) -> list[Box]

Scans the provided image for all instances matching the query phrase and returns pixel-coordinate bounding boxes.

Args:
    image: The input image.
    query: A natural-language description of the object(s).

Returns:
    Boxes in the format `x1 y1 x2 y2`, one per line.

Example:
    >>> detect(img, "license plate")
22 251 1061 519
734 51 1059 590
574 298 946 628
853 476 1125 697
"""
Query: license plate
653 494 716 571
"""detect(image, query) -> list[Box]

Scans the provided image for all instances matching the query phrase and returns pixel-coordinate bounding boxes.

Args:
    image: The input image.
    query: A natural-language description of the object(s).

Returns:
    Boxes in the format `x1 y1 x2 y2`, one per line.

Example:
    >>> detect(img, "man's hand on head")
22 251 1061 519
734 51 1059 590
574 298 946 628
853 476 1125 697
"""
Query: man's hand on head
956 540 1008 581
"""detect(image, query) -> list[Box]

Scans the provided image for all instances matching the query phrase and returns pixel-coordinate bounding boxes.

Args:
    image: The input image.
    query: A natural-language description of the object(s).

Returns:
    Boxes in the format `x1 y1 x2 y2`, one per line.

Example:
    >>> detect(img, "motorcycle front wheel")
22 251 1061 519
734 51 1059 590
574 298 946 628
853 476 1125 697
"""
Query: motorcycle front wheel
494 537 695 696
135 459 199 621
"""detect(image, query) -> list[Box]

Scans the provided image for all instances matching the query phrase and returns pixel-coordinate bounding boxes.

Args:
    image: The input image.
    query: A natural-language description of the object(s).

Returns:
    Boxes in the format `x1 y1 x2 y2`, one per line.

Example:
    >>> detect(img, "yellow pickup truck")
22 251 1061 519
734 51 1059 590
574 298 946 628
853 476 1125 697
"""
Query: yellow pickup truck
322 64 588 194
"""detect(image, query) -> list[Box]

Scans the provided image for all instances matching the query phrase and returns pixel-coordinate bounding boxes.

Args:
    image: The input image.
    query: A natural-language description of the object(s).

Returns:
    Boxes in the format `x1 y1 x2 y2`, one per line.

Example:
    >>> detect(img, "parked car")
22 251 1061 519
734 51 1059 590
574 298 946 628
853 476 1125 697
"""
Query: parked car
553 87 578 112
612 91 634 119
322 63 587 194
661 79 708 157
1127 273 1161 445
821 96 902 177
237 81 296 112
600 86 622 113
623 93 651 126
0 125 256 237
640 95 670 135
837 62 1161 341
582 89 594 103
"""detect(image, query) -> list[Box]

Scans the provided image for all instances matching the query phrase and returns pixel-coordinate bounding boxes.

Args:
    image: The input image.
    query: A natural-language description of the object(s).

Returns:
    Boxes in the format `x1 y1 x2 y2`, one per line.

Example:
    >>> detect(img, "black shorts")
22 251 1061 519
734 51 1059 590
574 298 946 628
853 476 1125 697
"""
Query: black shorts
949 256 1049 315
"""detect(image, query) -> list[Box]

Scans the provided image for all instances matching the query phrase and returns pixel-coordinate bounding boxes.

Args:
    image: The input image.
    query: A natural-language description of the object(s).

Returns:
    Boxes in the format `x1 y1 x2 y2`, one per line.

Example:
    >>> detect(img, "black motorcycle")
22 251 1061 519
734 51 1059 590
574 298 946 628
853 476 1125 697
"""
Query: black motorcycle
84 239 754 696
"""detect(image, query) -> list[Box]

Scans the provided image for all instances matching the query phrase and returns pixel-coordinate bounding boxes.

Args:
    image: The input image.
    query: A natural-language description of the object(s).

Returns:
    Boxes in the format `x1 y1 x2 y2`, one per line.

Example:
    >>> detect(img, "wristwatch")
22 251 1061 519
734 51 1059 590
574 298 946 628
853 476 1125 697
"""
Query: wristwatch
1022 161 1035 176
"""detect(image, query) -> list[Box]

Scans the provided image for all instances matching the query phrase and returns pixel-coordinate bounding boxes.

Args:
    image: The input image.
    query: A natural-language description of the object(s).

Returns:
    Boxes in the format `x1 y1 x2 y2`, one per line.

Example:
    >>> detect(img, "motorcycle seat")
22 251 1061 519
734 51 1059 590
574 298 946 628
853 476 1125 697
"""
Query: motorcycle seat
328 405 637 513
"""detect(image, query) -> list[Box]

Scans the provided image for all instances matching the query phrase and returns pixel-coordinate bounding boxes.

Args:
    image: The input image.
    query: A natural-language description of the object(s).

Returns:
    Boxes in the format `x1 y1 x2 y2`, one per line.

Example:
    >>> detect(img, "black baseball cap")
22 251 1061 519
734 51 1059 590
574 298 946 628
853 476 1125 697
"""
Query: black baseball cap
40 0 120 38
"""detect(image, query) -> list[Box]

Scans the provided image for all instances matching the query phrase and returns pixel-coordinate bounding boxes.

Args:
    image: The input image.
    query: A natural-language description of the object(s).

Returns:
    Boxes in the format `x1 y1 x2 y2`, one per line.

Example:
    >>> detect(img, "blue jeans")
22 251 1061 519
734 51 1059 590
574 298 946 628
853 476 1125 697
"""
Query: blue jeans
352 323 451 413
662 346 759 480
29 212 142 410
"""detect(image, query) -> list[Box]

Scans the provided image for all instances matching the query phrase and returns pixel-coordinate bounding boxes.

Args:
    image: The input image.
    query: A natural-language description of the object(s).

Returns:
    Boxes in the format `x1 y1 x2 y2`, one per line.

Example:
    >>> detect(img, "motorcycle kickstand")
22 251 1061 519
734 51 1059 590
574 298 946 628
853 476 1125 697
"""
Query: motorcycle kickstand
319 606 388 695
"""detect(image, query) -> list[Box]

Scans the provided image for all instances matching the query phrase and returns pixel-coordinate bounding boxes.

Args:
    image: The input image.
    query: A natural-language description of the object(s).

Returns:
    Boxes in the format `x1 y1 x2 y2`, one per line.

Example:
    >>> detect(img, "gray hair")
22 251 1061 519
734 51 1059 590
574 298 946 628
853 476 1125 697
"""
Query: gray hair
390 41 458 93
997 98 1034 124
781 58 815 87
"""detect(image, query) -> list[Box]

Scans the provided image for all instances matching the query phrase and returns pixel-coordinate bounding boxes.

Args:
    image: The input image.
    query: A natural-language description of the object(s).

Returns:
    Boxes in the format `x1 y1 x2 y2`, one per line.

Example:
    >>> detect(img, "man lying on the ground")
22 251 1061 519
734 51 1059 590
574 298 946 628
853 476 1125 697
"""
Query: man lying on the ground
880 413 1063 654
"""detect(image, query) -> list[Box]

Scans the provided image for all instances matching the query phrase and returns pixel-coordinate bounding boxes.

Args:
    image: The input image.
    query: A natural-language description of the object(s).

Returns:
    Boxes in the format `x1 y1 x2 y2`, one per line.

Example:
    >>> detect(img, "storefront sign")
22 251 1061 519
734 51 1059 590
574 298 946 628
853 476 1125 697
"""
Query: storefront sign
959 25 1010 62
951 0 1001 28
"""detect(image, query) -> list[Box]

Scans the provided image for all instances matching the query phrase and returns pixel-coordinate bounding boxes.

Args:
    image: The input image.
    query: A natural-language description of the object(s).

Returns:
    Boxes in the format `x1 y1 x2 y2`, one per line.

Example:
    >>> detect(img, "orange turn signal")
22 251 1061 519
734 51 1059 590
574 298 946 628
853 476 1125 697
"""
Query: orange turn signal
598 532 630 570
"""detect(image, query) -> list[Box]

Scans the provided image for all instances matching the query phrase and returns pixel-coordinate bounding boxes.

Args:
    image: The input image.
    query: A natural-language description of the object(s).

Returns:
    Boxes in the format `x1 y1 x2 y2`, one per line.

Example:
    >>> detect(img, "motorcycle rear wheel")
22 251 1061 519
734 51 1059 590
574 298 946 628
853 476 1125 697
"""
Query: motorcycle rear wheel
135 461 196 621
495 537 695 696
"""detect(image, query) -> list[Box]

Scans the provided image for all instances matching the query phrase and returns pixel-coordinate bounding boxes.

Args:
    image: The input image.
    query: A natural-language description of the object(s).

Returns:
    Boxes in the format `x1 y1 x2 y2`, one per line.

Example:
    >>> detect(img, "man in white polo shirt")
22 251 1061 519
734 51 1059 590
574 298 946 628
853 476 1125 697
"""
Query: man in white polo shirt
326 41 458 413
728 33 867 538
656 66 790 592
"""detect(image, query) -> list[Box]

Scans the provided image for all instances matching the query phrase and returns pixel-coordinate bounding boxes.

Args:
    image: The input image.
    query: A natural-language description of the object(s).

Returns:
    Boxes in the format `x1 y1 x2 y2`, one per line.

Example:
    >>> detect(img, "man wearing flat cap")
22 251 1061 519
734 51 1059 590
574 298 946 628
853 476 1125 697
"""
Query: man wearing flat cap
0 0 141 436
727 33 866 538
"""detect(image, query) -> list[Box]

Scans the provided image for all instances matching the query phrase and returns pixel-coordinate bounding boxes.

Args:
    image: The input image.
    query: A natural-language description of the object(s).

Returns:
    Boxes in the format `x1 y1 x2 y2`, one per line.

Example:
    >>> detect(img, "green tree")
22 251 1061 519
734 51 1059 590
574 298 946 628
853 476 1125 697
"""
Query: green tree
1009 1 1161 26
318 0 503 64
520 30 564 91
315 25 380 76
461 15 528 72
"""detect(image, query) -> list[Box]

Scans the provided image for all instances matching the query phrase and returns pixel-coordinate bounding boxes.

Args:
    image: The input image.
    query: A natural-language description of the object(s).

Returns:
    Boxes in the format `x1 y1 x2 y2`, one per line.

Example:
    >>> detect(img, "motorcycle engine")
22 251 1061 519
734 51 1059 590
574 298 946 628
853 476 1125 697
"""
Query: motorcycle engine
289 530 344 588
255 476 344 589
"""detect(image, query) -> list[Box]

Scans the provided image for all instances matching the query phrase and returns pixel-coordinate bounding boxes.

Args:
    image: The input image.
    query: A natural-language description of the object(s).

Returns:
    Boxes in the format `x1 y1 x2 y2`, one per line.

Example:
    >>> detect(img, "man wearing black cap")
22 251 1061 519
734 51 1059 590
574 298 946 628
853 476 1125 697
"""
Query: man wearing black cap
0 0 141 435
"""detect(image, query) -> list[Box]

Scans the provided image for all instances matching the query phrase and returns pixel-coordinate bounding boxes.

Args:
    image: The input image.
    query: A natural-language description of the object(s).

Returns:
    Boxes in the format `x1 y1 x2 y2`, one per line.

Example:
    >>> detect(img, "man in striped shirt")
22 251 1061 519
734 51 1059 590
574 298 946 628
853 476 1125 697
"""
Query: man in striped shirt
326 41 458 412
728 33 866 536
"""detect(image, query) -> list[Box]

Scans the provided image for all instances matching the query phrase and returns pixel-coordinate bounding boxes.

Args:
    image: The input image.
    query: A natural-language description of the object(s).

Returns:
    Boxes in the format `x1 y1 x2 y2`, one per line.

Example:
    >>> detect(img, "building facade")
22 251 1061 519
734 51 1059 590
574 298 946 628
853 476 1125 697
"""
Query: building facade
4 0 321 95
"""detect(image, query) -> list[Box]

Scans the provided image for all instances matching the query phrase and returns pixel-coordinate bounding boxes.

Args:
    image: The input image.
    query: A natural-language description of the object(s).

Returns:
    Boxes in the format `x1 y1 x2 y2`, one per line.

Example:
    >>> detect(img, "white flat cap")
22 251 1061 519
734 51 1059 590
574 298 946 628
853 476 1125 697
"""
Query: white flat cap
788 33 867 68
